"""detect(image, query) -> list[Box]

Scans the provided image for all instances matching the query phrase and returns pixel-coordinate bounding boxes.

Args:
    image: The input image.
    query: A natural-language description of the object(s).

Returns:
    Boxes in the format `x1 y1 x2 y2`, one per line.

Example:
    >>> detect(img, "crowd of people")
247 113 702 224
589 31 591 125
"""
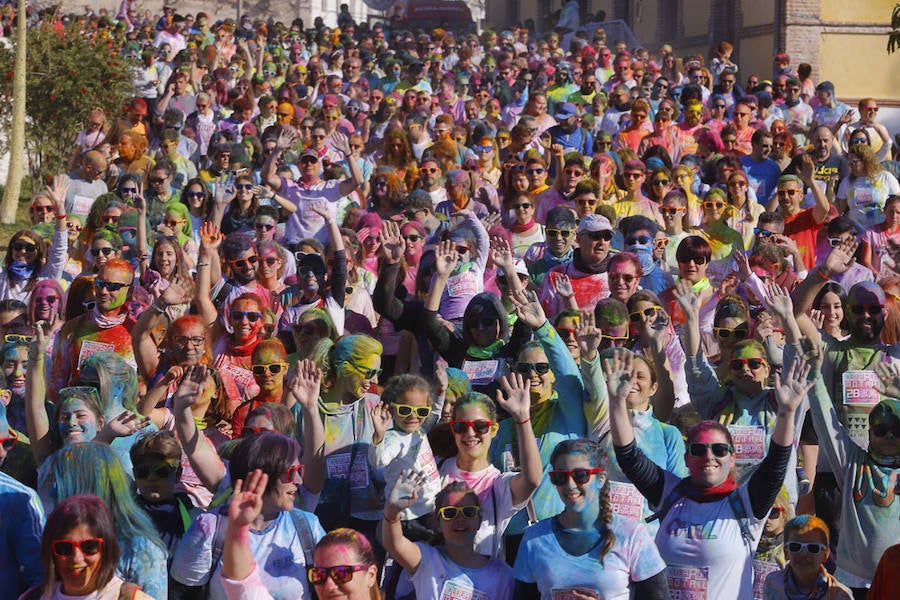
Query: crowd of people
0 3 899 600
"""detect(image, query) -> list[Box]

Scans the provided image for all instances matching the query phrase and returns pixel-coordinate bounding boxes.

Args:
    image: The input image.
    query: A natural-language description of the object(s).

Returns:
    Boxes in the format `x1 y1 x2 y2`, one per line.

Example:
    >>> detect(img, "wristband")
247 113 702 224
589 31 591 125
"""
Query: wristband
516 417 531 425
196 262 211 268
384 514 401 524
817 268 832 281
56 213 67 220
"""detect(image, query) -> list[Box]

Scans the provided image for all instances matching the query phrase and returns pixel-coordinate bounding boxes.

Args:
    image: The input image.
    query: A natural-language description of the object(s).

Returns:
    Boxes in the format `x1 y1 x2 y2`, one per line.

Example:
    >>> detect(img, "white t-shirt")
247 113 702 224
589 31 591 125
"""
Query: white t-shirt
280 177 344 244
409 542 514 600
837 171 900 230
369 429 442 519
653 471 766 600
439 459 525 558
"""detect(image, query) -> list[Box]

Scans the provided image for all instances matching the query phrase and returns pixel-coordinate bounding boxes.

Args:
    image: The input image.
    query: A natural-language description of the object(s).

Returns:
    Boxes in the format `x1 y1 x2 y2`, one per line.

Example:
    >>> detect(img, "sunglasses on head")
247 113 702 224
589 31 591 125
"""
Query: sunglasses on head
230 310 262 323
729 357 767 370
393 403 432 418
437 505 480 520
548 467 604 485
450 419 494 435
228 256 258 269
134 463 178 480
12 241 38 253
871 422 900 438
786 541 825 554
252 363 288 375
95 279 128 292
714 325 749 339
308 564 370 585
850 304 883 316
515 361 550 376
688 442 734 457
0 430 17 451
52 538 103 558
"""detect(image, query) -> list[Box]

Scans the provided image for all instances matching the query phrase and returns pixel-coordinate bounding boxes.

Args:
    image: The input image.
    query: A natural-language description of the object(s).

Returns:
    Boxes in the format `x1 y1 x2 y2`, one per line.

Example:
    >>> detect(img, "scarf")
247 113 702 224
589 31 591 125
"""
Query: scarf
450 260 474 277
92 306 127 329
467 339 504 360
508 218 536 233
677 277 712 294
682 476 739 503
783 566 830 600
573 250 608 275
544 247 574 269
8 260 35 282
228 335 259 357
756 532 786 566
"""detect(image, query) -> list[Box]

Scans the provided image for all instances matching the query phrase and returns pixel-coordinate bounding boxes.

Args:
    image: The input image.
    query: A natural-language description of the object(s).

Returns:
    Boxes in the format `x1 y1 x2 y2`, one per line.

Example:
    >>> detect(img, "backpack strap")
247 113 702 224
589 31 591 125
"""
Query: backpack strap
176 494 194 534
118 582 141 600
20 586 42 600
287 509 317 567
645 478 689 525
207 508 229 584
726 489 754 549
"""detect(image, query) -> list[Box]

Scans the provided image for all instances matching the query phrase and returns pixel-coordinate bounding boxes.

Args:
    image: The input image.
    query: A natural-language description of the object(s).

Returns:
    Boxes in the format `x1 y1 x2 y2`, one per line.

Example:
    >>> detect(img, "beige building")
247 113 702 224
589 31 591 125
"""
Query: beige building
487 0 898 104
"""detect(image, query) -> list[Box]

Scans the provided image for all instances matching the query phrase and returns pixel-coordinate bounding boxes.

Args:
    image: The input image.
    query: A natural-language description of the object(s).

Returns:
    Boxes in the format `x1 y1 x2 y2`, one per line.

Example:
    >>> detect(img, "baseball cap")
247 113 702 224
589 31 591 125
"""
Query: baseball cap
554 102 579 120
577 214 613 234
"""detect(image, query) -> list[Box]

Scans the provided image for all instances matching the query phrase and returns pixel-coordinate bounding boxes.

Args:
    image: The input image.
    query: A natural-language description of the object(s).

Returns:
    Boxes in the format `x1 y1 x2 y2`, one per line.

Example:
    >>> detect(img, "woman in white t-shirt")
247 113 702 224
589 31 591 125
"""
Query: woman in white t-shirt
837 144 900 230
382 474 514 600
513 438 668 599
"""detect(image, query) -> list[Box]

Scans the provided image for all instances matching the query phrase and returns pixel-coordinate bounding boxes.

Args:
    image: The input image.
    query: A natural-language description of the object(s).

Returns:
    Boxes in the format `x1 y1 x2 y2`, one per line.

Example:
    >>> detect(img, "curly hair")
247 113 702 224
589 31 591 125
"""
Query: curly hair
848 143 883 183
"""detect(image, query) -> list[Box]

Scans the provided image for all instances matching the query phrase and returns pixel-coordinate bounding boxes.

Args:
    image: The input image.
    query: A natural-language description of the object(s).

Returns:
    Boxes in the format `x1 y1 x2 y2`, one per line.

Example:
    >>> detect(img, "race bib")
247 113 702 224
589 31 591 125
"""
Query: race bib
462 359 500 385
752 559 780 600
502 443 517 473
416 439 439 481
71 194 94 216
77 340 116 369
447 272 479 297
728 425 766 464
842 370 880 406
439 580 490 600
326 451 370 490
219 362 257 403
609 481 645 520
854 187 875 209
667 565 709 600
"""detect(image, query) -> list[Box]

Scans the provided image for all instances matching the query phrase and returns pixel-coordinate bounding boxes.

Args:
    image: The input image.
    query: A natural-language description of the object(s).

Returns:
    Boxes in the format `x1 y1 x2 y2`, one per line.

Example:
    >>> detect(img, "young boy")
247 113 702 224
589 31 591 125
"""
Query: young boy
764 515 852 599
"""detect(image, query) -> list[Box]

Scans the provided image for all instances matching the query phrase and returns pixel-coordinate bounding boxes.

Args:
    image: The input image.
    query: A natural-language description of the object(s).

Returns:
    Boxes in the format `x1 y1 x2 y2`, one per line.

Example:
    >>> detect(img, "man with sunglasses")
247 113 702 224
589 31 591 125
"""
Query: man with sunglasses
417 156 447 207
775 168 831 270
739 130 781 202
612 159 664 226
524 207 577 287
64 150 109 218
264 125 364 248
50 259 137 395
0 400 44 596
539 214 615 316
839 98 893 160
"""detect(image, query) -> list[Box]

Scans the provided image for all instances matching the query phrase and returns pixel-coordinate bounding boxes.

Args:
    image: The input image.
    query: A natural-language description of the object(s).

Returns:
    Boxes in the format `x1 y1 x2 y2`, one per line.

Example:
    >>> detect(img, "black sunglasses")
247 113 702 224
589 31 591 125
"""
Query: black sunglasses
134 463 178 479
548 467 604 485
515 362 550 376
688 442 733 457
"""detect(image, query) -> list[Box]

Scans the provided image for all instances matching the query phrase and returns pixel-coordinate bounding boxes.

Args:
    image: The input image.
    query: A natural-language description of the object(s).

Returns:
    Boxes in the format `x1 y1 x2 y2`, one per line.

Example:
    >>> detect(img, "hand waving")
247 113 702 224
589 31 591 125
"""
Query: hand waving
229 469 268 527
766 282 794 321
510 289 547 330
172 365 212 413
434 240 459 278
602 348 636 406
576 310 602 362
384 469 427 519
199 222 222 251
379 219 405 264
284 359 322 409
496 371 532 423
774 359 814 413
554 273 575 299
673 279 701 321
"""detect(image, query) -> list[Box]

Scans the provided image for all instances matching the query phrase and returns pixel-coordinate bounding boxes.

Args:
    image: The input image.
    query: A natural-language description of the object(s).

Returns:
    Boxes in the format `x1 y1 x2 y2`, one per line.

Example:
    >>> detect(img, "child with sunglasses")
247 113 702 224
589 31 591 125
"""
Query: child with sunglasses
763 515 852 600
607 348 809 600
513 439 668 599
383 475 514 600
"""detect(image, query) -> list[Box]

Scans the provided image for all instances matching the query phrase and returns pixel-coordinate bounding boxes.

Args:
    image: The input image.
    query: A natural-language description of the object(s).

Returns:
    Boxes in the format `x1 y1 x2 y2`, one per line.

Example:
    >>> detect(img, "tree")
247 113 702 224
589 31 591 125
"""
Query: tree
0 0 26 223
889 3 900 53
0 19 136 189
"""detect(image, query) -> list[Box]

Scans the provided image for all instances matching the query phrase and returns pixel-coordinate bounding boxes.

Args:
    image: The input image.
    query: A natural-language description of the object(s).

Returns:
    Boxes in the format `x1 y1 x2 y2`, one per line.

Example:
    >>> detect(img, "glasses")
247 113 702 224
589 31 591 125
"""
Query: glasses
583 230 613 242
52 538 104 558
173 336 205 347
729 357 767 371
300 156 318 165
67 222 83 232
308 565 370 585
449 419 494 435
850 138 868 146
255 223 275 232
437 505 480 520
474 145 494 153
625 235 653 246
149 177 168 185
564 169 584 177
712 103 727 109
281 463 304 483
0 429 17 451
101 215 121 224
11 241 38 252
455 245 470 255
242 426 273 437
786 542 825 554
714 326 749 339
346 359 382 379
777 188 800 198
393 403 432 418
402 234 423 243
651 179 671 186
515 362 551 376
252 363 288 376
754 228 774 238
420 167 440 174
548 468 605 485
729 180 749 188
95 279 128 292
235 183 254 191
677 255 708 265
768 506 785 520
229 310 262 323
4 333 33 344
659 207 685 216
629 306 661 322
871 422 900 437
512 202 532 210
863 106 879 112
134 463 178 480
546 229 573 239
185 191 205 199
163 219 185 228
31 204 54 213
526 168 546 175
228 256 258 269
609 273 638 285
703 201 725 210
623 172 644 179
849 304 884 316
601 333 631 346
687 442 734 457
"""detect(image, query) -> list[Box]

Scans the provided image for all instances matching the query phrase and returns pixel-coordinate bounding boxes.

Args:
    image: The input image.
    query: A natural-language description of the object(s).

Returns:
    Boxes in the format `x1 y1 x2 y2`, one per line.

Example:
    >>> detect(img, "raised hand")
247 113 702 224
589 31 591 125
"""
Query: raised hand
47 174 70 214
510 289 547 330
754 312 776 340
774 359 814 413
172 364 212 413
496 371 532 423
384 469 427 519
822 238 859 277
284 359 322 409
434 240 459 278
434 359 449 398
161 365 186 387
489 235 514 271
331 130 351 156
275 125 297 151
807 308 825 330
554 273 575 299
766 282 794 321
199 222 222 251
159 282 191 307
215 175 236 208
602 348 636 405
371 402 393 440
576 310 601 362
673 279 701 321
733 250 751 281
874 361 900 399
28 316 55 361
99 410 151 440
640 305 670 356
229 469 268 527
379 219 405 264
